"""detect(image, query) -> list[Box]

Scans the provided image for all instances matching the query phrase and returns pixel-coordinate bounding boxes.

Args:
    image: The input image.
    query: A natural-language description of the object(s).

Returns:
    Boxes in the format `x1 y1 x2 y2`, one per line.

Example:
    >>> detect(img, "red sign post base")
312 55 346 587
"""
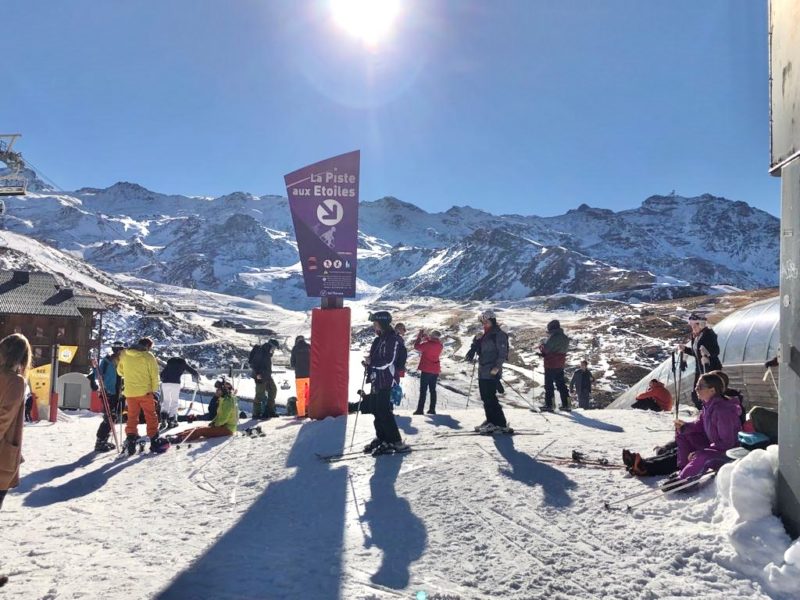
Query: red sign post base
309 307 351 419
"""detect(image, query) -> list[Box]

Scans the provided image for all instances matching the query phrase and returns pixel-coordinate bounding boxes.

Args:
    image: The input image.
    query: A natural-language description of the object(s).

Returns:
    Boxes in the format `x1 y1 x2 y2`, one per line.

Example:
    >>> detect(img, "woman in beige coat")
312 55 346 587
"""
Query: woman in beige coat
0 333 31 510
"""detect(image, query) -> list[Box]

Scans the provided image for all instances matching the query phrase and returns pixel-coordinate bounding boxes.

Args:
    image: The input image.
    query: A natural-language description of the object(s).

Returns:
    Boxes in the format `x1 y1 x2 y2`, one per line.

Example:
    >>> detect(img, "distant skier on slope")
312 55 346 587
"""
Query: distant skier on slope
539 319 571 412
569 360 594 409
362 311 409 455
465 310 512 434
160 356 199 430
678 313 721 410
413 329 443 415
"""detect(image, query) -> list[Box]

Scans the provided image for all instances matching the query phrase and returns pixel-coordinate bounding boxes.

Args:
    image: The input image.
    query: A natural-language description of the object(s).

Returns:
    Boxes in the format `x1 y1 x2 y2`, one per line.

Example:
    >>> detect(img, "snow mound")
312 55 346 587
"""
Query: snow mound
715 445 800 598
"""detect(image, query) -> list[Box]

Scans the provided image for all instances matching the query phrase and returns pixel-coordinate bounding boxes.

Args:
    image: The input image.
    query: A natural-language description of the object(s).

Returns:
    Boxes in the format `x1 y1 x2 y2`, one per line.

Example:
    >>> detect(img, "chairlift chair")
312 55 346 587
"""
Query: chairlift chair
0 134 27 197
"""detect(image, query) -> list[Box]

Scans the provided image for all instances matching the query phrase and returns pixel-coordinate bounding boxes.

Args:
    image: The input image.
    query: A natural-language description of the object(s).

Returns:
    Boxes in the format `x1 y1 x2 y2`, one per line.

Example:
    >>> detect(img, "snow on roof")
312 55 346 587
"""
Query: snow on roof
0 270 106 317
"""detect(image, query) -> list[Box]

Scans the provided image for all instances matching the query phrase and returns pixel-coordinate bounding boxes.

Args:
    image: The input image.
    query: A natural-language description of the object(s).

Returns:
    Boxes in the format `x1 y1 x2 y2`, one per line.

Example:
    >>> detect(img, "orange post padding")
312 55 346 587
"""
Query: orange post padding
309 307 350 419
295 378 310 417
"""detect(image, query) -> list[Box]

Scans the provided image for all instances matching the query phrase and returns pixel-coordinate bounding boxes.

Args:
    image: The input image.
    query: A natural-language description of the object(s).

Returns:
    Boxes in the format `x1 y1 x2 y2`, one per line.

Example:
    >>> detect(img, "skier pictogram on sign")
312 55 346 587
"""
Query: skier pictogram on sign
317 199 343 226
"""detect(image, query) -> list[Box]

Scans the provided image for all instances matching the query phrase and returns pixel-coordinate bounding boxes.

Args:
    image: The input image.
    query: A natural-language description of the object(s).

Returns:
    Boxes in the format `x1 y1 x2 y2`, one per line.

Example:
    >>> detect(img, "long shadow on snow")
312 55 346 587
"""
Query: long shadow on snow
492 436 576 508
23 456 138 507
553 411 624 433
156 417 348 600
424 414 462 430
395 415 419 436
362 454 427 590
16 452 106 494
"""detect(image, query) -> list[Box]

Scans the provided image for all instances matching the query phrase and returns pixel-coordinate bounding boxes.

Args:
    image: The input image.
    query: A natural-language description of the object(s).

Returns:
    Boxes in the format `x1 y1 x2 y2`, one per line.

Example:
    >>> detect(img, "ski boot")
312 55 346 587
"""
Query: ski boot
473 420 490 432
476 422 501 435
164 416 178 431
94 438 115 453
253 426 265 437
363 438 382 454
138 440 147 454
124 434 138 456
498 425 514 435
150 436 170 454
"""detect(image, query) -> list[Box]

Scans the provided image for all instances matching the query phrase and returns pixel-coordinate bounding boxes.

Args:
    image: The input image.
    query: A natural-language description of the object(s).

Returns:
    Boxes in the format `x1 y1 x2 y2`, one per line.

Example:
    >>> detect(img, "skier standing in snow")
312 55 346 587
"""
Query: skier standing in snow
289 335 311 418
465 310 512 434
0 333 31 510
569 360 594 409
117 338 169 453
170 379 239 442
160 356 199 429
413 329 443 415
539 320 570 412
363 311 408 455
92 343 124 451
248 339 279 419
678 313 721 410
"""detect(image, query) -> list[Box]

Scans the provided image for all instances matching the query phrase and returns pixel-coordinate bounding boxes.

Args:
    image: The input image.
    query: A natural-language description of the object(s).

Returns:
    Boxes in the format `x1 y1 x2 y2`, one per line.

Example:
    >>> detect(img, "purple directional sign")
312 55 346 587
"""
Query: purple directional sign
284 151 360 298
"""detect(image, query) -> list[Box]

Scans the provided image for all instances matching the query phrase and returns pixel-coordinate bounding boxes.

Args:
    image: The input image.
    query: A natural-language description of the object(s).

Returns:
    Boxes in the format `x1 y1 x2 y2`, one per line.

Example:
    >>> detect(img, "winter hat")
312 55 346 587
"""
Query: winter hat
687 313 707 325
111 342 125 353
546 319 561 333
295 335 305 343
430 330 442 340
479 309 496 322
268 338 280 348
369 311 392 324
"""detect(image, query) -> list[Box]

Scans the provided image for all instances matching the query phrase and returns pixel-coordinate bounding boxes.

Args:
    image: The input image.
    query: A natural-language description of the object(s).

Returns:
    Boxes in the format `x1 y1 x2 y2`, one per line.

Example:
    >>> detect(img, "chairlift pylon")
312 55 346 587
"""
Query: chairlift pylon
0 134 27 197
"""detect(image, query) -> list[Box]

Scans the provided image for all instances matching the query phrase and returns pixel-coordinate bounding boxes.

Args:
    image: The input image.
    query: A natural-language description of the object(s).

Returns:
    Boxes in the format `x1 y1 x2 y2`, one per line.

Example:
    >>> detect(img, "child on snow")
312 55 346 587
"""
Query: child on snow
171 379 239 442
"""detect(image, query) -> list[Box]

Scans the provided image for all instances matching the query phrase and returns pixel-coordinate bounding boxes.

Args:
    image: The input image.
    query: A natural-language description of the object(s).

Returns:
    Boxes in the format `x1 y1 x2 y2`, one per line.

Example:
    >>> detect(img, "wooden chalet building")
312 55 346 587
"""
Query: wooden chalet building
0 270 106 374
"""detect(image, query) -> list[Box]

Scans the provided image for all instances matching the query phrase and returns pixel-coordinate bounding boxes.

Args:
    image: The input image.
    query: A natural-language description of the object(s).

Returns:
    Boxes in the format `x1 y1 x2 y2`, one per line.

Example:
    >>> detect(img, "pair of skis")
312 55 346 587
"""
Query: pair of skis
316 443 444 463
603 469 717 512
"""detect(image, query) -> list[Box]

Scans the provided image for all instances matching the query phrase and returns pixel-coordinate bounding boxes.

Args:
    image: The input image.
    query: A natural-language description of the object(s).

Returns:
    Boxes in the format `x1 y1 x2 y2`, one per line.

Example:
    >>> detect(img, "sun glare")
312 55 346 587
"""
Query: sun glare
330 0 401 46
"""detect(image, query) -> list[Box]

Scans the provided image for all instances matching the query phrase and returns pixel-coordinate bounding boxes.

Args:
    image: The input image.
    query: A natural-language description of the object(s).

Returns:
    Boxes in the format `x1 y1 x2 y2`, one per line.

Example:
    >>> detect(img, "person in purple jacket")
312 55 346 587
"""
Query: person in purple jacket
673 372 741 482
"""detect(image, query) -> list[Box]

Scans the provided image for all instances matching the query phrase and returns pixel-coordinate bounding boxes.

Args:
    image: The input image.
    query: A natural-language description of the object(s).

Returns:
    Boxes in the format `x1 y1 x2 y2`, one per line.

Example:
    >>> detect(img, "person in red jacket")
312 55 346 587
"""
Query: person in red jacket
413 329 443 415
632 379 673 412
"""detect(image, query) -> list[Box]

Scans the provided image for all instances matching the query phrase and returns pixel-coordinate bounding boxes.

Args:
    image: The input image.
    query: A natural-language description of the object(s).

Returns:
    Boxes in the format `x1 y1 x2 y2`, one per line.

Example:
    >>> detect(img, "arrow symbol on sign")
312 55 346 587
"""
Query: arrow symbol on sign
317 199 343 226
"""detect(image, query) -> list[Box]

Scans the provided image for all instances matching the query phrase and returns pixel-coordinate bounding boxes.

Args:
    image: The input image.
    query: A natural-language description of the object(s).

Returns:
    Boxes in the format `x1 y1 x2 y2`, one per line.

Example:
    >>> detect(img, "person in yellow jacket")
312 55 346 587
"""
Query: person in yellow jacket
171 379 240 442
117 338 168 453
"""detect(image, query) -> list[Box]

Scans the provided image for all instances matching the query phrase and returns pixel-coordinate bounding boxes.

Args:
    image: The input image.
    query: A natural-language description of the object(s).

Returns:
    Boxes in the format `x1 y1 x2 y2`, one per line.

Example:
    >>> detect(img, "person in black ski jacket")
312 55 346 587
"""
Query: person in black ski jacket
569 360 594 409
248 340 279 419
160 356 200 429
290 335 311 417
465 310 511 434
678 313 721 410
362 311 408 455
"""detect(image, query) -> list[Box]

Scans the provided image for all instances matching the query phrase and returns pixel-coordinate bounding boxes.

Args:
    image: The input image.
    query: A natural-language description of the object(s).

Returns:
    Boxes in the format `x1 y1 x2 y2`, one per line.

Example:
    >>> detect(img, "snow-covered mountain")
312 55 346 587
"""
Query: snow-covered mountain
0 173 779 309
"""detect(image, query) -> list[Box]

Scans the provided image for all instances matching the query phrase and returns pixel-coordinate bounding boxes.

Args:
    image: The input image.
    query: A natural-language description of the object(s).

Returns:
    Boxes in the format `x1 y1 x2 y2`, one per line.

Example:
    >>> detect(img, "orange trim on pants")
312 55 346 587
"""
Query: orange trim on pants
125 393 159 438
296 378 310 417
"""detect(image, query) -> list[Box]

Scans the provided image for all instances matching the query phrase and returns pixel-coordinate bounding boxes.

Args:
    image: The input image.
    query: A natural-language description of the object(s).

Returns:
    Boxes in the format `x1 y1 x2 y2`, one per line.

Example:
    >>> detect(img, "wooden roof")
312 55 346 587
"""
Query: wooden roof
0 270 106 317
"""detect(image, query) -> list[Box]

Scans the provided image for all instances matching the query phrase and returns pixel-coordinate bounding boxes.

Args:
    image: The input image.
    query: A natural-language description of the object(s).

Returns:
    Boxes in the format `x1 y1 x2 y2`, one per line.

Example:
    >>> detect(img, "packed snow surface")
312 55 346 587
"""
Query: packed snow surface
1 393 788 599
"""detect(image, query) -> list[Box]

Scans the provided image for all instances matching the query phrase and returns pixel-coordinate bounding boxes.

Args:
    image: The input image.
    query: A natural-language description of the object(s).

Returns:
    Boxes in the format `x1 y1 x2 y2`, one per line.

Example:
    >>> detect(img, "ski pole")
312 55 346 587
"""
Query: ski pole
625 470 715 512
188 435 236 479
348 367 369 452
501 377 550 423
466 360 476 409
92 356 121 453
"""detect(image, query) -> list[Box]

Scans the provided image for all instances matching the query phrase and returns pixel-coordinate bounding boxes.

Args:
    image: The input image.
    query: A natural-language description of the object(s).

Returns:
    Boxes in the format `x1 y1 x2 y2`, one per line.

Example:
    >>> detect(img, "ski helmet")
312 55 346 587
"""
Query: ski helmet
479 309 496 322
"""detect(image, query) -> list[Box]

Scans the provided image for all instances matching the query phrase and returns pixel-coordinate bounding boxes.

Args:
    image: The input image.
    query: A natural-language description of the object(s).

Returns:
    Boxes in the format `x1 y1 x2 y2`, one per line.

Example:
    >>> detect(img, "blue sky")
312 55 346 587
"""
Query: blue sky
0 0 779 216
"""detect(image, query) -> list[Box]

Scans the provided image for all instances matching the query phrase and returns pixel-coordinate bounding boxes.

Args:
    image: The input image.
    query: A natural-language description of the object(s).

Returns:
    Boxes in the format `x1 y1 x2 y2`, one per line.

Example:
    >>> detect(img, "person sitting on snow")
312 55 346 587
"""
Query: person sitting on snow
170 379 239 442
631 379 673 413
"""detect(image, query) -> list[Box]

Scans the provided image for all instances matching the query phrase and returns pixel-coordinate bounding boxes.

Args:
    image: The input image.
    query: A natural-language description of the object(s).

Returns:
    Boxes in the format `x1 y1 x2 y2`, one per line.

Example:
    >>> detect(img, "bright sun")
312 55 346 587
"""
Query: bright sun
330 0 401 45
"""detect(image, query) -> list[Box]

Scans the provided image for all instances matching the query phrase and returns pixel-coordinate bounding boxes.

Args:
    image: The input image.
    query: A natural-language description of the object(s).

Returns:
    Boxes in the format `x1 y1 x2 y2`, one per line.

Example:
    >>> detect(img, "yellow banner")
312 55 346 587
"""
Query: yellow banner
28 364 52 408
57 345 78 364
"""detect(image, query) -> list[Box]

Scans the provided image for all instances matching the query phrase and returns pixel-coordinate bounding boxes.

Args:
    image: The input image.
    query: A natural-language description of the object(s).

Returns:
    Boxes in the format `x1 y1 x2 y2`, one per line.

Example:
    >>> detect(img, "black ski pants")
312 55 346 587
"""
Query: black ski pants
632 398 663 412
0 489 6 510
96 394 120 441
417 372 438 413
372 388 401 443
640 447 678 476
479 378 507 427
544 368 570 409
